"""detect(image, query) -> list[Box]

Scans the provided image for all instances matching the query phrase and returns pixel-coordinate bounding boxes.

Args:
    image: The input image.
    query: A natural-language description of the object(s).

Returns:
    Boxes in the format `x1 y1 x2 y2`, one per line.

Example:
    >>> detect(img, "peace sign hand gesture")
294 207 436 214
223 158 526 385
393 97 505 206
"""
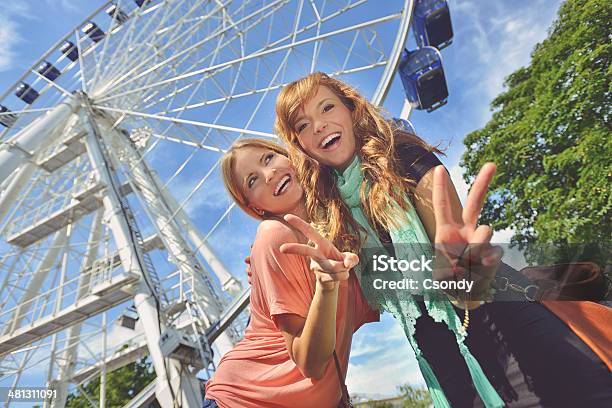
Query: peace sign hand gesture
432 164 503 303
280 214 359 290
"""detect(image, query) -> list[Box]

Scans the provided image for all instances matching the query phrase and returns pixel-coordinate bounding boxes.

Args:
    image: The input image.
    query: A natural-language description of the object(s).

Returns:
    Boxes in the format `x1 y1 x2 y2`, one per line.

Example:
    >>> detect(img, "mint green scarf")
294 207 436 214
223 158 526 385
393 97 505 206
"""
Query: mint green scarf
336 156 504 408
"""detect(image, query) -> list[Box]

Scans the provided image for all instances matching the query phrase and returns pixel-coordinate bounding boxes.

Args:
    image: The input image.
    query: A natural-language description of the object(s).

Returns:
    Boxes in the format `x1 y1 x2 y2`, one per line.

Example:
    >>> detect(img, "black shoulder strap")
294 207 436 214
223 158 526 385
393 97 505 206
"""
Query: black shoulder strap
333 350 349 402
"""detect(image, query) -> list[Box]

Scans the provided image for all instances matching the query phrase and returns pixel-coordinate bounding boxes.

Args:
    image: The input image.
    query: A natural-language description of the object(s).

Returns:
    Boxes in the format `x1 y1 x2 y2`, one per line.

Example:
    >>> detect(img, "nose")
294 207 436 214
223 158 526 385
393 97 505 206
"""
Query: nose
264 167 277 184
313 118 327 134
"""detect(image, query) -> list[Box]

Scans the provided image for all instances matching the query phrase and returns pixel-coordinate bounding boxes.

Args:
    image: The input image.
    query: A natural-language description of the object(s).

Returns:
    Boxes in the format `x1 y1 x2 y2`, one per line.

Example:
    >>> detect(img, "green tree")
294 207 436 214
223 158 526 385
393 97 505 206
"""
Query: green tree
461 0 611 249
365 401 394 408
398 383 432 408
65 357 156 408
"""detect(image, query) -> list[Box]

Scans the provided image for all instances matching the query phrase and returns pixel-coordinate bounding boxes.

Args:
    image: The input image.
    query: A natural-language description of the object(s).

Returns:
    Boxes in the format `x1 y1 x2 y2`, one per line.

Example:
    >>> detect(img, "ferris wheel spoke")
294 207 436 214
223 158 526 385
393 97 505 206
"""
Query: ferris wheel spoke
97 11 401 104
133 30 242 113
101 1 298 100
89 0 134 92
102 0 326 110
100 0 288 101
149 131 226 153
94 5 149 92
75 29 91 93
94 0 181 94
93 105 276 138
98 0 238 97
30 70 73 99
141 40 293 152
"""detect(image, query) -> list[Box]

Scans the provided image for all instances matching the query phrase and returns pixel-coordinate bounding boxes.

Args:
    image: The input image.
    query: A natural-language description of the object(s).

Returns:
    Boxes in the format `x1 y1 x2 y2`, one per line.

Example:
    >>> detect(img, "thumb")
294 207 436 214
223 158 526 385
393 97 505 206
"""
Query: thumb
342 252 359 269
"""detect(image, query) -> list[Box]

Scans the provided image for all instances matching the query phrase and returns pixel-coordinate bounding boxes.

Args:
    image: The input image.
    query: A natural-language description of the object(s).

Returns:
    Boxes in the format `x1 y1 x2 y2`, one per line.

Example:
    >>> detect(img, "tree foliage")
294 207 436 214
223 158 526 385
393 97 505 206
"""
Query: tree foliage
65 357 156 408
364 383 432 408
397 383 432 408
461 0 611 248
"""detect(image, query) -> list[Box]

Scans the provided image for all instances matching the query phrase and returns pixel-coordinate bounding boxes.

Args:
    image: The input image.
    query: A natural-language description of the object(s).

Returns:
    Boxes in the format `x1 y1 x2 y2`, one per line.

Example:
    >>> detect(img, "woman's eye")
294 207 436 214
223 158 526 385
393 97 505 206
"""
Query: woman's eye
296 122 307 133
323 104 334 113
248 177 256 188
265 153 274 164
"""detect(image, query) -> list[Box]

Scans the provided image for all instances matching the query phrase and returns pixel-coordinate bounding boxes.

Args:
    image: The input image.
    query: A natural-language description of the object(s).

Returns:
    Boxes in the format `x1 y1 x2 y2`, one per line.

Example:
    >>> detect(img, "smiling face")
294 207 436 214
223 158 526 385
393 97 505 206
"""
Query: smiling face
293 86 357 171
231 146 304 217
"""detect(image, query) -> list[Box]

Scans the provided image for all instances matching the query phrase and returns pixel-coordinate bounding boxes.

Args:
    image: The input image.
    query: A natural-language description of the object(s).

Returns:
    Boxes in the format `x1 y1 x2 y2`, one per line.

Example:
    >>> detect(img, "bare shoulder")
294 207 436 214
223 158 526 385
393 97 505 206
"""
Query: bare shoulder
254 219 302 250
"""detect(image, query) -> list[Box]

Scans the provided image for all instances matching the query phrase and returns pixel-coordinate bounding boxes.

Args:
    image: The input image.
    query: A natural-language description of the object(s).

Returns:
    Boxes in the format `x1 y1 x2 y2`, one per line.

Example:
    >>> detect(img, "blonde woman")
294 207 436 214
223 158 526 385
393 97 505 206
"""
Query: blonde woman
273 72 612 407
204 138 377 408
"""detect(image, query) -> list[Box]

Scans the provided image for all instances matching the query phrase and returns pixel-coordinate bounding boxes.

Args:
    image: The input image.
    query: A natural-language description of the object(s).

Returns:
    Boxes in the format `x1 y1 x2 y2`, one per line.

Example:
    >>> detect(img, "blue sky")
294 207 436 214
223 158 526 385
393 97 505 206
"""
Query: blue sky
0 0 565 400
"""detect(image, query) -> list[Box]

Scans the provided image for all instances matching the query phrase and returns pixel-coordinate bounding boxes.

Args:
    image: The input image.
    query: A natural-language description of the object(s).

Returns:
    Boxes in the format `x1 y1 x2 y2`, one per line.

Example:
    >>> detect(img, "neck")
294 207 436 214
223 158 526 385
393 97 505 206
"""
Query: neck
285 200 309 221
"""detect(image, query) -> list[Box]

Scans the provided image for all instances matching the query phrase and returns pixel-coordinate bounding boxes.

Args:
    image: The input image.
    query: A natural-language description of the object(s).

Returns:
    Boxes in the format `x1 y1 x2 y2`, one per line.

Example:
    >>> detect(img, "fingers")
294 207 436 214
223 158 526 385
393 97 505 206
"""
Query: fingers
481 245 504 267
432 165 454 227
314 258 351 275
280 242 320 259
472 225 493 244
342 252 359 269
462 162 496 227
311 258 350 282
315 271 350 283
310 252 358 283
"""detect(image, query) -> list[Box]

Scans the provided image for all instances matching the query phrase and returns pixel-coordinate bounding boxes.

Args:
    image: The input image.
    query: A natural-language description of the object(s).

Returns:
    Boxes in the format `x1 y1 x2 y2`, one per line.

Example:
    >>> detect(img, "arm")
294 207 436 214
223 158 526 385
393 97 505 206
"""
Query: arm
395 145 501 308
414 169 488 309
276 281 339 379
275 215 358 379
412 166 463 243
431 165 503 309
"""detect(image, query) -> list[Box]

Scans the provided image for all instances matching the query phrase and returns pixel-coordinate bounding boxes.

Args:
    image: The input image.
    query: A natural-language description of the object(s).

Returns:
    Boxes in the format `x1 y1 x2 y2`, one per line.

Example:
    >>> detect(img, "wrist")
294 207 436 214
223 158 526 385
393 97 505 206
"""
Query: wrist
316 280 339 293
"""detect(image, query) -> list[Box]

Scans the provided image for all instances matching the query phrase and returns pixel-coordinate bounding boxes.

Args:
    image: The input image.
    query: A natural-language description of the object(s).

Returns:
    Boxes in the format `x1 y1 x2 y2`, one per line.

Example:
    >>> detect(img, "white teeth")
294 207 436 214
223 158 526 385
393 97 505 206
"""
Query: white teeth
320 132 341 148
274 175 291 196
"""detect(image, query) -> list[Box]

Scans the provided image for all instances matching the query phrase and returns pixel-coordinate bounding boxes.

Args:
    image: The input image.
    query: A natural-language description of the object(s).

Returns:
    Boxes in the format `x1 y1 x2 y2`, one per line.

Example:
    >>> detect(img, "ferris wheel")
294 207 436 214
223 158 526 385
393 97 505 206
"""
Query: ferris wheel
0 0 429 407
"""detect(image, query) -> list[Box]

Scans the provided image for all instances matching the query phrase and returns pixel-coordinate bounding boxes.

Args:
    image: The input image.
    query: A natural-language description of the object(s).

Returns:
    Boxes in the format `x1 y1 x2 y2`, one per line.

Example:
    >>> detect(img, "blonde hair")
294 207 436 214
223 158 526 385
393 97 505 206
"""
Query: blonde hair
275 72 439 253
221 138 289 221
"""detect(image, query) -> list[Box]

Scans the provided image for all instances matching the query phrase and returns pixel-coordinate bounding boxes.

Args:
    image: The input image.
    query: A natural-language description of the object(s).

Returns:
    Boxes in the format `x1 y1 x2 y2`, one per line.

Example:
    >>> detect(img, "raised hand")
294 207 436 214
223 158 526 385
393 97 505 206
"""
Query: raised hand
432 164 503 300
279 214 359 287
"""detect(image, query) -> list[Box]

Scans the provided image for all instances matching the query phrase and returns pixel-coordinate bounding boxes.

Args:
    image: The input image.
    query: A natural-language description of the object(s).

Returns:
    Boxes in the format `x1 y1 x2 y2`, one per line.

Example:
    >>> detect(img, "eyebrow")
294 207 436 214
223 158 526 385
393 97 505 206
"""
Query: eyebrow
242 152 267 189
294 98 334 126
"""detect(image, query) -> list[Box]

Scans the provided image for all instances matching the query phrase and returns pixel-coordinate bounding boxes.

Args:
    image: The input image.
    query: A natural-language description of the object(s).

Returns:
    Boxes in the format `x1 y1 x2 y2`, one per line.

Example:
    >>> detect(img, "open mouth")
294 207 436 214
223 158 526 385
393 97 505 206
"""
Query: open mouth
274 175 291 196
319 132 341 150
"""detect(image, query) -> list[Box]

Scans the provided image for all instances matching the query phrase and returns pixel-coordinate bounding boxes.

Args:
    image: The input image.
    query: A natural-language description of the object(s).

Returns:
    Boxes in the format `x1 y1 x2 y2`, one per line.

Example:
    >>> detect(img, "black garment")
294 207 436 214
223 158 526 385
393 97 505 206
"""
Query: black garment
395 142 443 185
414 298 612 407
390 143 612 407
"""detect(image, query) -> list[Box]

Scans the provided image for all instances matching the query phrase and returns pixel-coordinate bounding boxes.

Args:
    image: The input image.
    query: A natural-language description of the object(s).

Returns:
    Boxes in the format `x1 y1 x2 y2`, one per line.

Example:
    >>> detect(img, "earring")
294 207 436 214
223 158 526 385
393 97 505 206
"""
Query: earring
253 207 265 216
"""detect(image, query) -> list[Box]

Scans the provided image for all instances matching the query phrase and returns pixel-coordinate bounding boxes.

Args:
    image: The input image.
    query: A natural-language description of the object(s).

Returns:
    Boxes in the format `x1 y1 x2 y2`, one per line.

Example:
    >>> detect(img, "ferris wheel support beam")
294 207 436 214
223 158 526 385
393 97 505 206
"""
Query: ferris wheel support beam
51 209 104 408
123 142 243 296
102 121 237 354
0 163 37 226
399 99 414 120
3 228 69 336
0 98 78 181
371 0 413 107
81 101 202 408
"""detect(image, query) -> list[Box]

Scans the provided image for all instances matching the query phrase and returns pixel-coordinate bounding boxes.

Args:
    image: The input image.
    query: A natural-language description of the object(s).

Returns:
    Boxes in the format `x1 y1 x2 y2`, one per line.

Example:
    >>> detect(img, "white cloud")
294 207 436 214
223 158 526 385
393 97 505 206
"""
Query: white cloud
450 0 562 126
347 316 425 397
0 3 28 71
169 173 233 216
44 0 79 12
